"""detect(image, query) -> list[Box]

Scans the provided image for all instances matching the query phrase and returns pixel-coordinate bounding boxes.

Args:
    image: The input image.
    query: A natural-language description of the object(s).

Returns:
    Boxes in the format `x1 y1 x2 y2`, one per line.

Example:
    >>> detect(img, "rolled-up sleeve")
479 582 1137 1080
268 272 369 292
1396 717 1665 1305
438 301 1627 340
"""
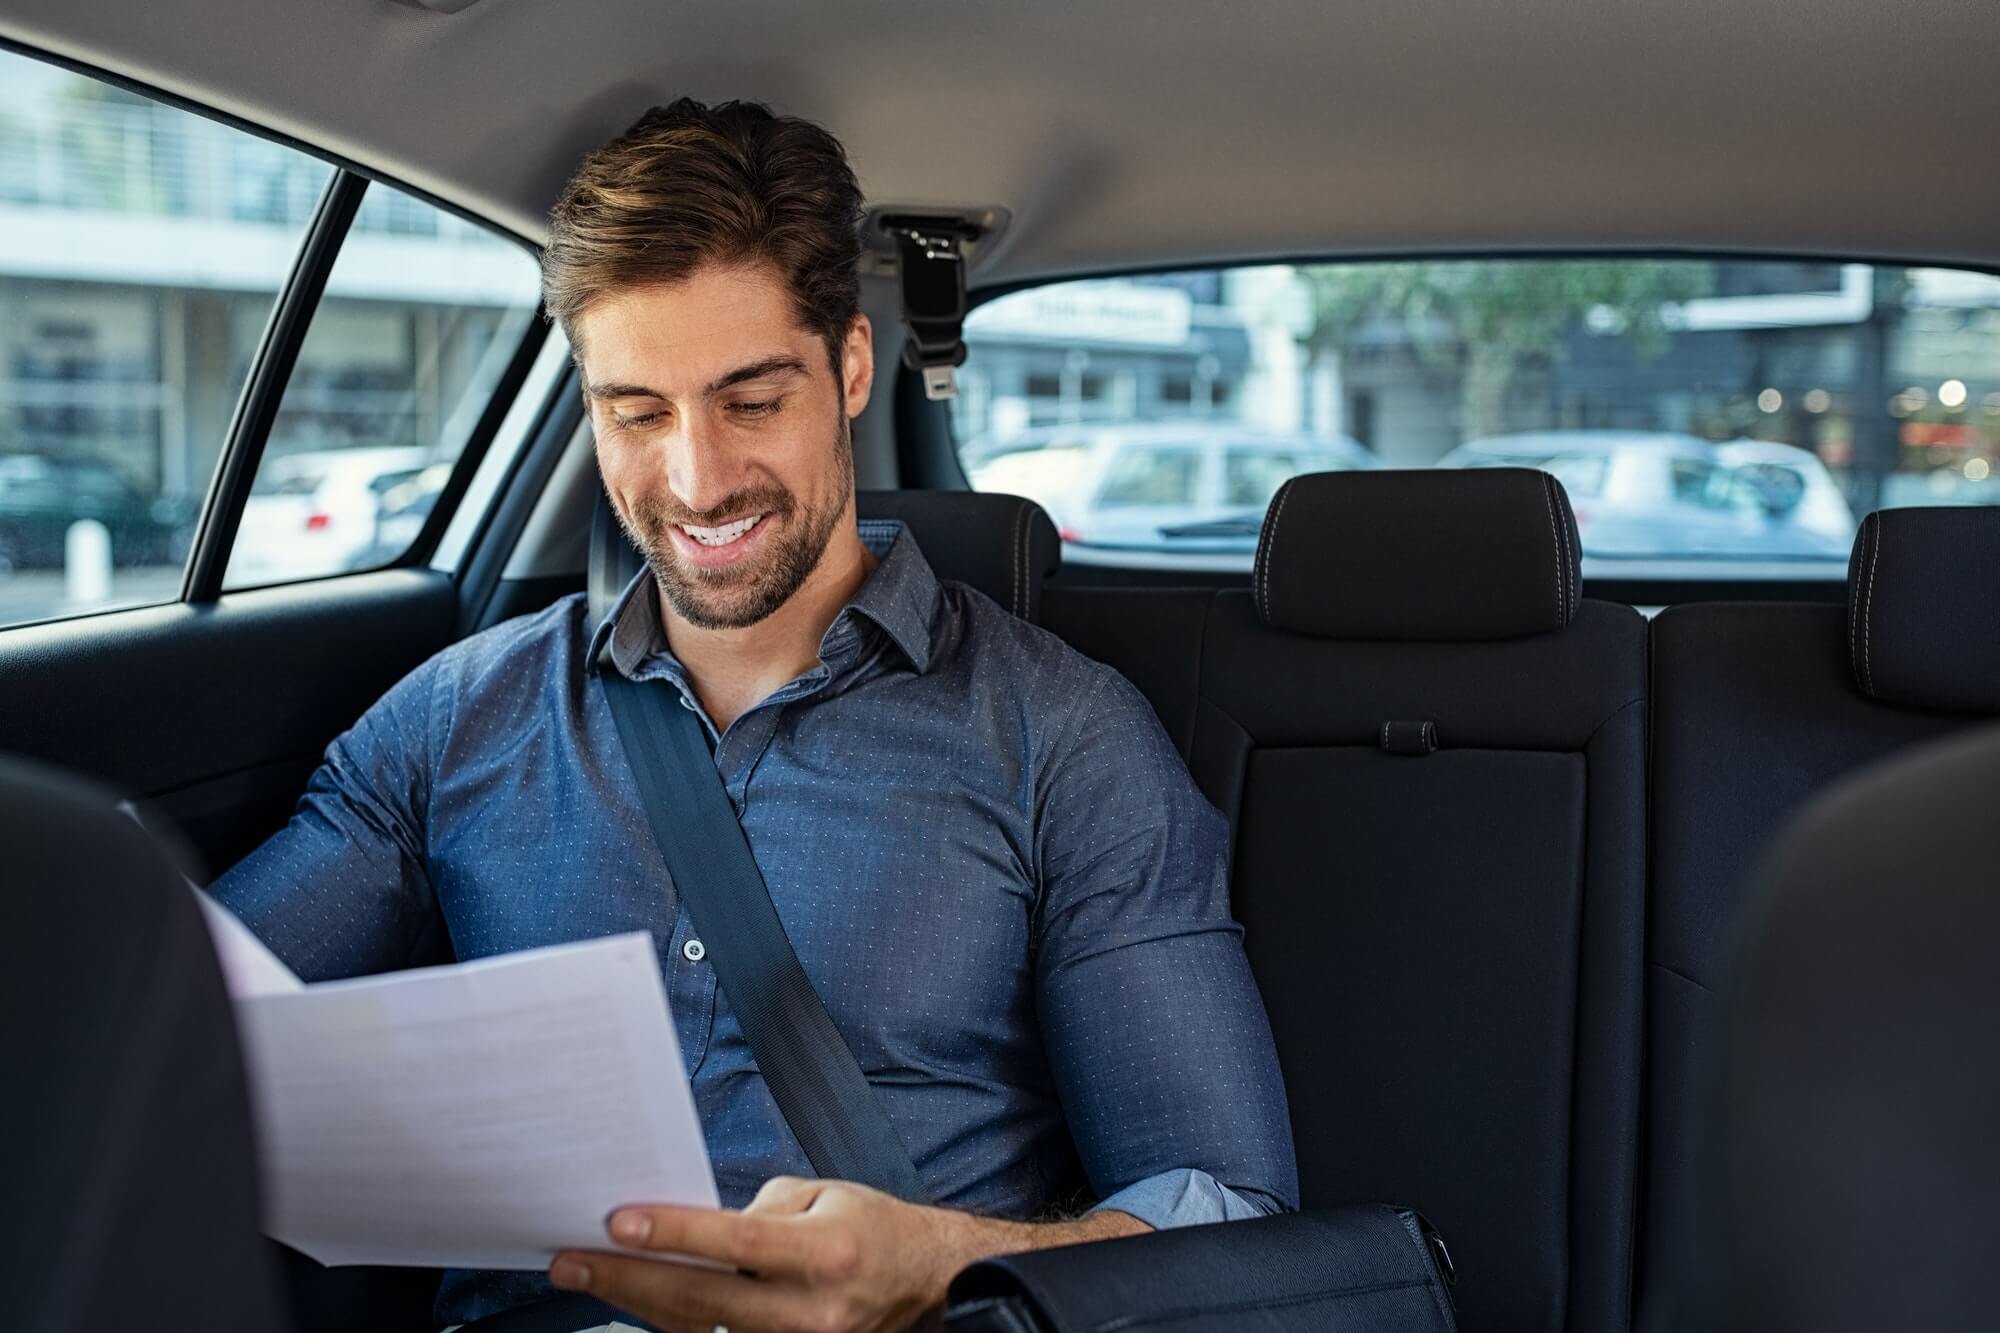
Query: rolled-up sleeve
208 657 447 982
1090 1167 1286 1229
1032 667 1300 1221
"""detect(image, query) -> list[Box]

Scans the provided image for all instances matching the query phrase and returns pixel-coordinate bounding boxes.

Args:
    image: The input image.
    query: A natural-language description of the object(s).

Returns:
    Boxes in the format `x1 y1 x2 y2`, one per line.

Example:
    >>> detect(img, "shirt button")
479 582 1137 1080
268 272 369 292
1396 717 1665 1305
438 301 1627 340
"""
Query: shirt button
682 938 707 963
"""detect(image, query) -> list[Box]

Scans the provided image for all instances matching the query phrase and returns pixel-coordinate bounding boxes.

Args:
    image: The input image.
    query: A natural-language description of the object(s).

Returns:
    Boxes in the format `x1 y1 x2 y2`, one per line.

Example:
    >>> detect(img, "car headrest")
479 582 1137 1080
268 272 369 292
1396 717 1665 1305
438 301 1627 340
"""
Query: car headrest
1846 506 2000 714
1252 467 1582 640
587 487 1060 630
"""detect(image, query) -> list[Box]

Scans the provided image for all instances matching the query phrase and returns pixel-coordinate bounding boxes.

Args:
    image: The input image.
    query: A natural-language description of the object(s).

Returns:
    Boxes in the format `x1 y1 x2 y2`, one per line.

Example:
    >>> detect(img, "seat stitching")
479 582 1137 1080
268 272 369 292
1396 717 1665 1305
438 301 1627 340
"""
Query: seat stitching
1259 479 1295 622
1556 475 1574 619
1563 493 1578 619
1380 719 1389 750
1848 515 1865 689
1539 472 1562 626
1546 472 1567 619
1253 481 1276 619
1863 511 1882 696
1008 498 1024 616
1251 488 1270 618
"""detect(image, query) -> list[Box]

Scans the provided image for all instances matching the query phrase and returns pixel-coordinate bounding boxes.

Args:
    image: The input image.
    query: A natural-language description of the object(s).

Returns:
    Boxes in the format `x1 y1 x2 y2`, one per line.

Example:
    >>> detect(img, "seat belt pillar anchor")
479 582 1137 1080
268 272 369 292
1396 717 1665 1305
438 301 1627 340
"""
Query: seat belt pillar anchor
881 215 980 403
919 364 959 401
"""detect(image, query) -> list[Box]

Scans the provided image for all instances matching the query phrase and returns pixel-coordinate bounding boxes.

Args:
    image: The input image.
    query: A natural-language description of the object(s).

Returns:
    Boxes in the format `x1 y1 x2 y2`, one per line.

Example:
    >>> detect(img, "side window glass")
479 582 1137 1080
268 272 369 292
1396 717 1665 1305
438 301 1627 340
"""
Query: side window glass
1095 446 1203 508
0 48 333 628
225 185 540 589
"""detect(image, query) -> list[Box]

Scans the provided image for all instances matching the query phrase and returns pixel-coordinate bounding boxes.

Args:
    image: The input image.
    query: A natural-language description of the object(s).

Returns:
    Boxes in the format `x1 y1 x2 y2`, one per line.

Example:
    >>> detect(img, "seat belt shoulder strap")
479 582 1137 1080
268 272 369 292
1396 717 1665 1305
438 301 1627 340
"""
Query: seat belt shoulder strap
599 672 927 1203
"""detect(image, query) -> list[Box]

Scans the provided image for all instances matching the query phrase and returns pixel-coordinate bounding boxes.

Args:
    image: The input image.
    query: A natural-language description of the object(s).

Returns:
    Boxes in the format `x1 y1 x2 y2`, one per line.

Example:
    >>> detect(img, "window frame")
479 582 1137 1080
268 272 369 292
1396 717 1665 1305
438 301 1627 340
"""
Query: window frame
0 35 550 624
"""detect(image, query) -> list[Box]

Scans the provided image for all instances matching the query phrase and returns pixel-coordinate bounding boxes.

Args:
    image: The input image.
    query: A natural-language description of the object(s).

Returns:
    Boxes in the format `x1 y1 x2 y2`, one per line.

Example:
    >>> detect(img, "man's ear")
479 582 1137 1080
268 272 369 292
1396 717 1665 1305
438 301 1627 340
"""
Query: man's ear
839 314 875 419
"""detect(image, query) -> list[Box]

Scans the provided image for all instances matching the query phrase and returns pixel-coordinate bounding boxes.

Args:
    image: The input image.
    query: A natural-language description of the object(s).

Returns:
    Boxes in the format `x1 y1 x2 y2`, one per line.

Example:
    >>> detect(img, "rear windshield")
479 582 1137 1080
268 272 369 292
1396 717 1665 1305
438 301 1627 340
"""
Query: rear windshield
950 259 2000 577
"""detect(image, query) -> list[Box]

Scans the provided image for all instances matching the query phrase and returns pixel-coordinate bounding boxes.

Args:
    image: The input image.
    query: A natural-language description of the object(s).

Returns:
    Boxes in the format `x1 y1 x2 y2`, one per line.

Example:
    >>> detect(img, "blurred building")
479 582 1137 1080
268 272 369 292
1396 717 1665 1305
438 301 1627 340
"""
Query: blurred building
0 63 538 510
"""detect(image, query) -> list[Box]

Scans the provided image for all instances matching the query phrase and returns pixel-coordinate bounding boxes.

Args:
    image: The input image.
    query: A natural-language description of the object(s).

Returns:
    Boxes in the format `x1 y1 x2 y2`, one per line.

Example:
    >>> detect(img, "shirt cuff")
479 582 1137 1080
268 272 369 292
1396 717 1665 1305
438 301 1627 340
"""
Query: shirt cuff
1085 1168 1285 1231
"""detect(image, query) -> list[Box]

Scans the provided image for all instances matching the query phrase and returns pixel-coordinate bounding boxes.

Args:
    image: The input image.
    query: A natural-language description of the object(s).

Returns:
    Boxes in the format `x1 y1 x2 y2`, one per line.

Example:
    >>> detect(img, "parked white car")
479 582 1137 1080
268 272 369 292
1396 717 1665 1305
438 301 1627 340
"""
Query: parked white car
964 422 1377 562
1440 431 1855 561
227 447 435 585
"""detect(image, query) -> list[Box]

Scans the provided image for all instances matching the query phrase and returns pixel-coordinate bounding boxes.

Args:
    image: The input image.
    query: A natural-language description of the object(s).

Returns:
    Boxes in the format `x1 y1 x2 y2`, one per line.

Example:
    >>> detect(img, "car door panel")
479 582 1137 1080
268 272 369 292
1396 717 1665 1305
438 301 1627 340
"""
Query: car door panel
0 570 455 875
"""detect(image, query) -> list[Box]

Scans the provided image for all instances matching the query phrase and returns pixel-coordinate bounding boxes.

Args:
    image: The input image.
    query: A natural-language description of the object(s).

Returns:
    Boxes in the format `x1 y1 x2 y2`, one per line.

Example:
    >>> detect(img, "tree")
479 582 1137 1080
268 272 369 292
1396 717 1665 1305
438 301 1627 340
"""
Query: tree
1302 259 1716 439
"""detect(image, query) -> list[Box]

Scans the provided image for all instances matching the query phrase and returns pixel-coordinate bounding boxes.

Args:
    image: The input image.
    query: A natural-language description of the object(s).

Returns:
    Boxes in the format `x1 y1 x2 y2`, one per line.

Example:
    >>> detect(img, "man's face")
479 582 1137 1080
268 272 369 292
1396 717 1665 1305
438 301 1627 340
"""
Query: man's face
578 262 873 630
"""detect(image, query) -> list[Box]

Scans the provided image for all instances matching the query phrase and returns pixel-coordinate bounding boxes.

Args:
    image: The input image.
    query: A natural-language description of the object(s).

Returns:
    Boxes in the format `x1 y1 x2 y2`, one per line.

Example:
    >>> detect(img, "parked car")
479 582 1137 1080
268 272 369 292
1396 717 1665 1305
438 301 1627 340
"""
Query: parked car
965 423 1377 559
1714 438 1858 548
0 452 195 572
346 460 454 570
227 446 435 585
1439 431 1855 561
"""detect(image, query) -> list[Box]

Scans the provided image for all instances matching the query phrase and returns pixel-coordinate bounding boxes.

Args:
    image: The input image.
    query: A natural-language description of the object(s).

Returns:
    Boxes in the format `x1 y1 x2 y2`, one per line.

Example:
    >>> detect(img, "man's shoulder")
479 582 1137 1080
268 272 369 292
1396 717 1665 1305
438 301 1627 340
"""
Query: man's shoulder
934 580 1155 731
420 591 594 699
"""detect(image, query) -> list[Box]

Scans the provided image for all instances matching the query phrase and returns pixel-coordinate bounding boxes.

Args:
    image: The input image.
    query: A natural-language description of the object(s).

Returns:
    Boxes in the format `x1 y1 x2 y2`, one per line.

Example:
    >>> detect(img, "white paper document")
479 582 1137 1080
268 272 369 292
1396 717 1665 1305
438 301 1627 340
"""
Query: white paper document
199 898 718 1270
195 890 304 996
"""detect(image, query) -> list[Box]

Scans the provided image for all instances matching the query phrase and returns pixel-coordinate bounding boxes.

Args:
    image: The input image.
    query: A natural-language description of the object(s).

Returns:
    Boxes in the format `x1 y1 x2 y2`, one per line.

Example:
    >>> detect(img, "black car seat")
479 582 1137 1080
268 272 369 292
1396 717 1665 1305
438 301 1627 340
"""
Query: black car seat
1189 469 1648 1333
1 753 288 1333
1703 720 2000 1331
1638 505 2000 1328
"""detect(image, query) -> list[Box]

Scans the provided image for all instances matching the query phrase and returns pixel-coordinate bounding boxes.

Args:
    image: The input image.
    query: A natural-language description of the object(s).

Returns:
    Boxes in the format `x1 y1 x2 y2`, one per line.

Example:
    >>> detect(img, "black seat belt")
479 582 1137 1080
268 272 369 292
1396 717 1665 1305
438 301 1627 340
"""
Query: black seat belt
599 671 929 1204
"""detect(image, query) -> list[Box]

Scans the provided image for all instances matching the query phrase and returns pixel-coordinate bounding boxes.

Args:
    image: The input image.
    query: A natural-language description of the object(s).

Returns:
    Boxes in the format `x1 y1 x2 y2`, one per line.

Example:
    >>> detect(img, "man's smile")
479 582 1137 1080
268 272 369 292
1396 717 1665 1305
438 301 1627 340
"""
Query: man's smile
667 509 774 568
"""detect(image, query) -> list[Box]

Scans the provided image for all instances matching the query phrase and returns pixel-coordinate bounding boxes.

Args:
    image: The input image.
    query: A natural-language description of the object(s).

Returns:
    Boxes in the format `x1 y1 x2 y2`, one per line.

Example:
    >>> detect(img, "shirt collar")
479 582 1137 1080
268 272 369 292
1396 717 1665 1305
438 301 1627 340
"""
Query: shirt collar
587 518 939 680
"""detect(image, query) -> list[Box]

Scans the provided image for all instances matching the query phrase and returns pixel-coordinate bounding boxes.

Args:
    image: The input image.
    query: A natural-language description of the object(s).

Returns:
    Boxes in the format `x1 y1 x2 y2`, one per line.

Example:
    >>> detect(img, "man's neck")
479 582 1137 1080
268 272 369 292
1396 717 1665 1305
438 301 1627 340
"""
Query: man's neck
660 523 878 734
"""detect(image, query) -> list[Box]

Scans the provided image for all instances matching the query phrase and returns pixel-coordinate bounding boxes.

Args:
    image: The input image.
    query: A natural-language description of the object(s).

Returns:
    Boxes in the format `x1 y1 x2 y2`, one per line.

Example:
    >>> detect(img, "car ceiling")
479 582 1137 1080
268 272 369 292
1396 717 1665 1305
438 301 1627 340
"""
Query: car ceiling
5 0 2000 286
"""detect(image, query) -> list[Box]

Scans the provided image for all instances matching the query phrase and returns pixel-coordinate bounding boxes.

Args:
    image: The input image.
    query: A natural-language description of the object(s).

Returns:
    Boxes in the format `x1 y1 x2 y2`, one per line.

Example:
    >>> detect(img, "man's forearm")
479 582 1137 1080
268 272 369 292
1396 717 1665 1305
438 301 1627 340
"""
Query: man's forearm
914 1207 1153 1316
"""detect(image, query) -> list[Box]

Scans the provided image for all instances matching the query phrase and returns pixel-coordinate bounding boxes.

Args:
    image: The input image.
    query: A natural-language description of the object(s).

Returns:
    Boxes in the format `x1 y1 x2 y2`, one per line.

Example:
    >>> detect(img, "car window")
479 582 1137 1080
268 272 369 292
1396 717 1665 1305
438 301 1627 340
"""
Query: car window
0 45 545 628
1222 450 1302 507
1094 445 1203 507
0 47 333 626
953 259 2000 576
224 185 540 589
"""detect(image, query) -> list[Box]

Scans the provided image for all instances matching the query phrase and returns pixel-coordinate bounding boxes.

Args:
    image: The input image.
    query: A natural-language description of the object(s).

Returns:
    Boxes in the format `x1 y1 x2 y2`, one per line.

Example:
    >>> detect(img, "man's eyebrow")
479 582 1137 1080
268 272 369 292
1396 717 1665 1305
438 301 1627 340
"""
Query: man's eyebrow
584 380 664 402
582 356 811 404
702 355 809 396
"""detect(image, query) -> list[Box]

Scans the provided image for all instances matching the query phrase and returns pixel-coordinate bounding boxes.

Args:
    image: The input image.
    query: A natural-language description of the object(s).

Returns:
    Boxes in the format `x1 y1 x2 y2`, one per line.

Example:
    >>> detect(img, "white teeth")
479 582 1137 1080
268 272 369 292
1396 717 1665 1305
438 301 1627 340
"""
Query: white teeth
680 513 764 546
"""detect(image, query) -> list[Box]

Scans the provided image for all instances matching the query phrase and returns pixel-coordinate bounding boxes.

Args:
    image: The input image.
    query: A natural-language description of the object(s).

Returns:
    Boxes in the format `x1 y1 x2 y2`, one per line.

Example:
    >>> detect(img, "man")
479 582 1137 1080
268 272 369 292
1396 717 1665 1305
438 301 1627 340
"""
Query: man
214 98 1296 1332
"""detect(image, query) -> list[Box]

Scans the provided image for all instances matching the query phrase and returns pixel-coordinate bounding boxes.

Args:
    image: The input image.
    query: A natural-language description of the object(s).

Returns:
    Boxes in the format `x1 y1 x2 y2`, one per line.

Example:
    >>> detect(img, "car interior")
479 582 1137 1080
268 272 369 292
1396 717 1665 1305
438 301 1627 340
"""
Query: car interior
4 1 1999 1330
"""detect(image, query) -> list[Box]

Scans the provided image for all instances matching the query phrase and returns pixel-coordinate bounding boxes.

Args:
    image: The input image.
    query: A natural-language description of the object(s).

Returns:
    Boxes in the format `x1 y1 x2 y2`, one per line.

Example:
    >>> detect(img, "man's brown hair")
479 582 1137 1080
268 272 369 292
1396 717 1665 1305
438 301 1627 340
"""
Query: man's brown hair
543 98 865 371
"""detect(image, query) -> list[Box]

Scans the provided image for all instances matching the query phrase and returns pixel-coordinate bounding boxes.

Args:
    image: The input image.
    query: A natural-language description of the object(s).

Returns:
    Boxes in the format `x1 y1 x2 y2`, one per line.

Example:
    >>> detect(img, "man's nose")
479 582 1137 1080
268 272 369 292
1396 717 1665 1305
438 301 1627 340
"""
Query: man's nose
665 416 742 516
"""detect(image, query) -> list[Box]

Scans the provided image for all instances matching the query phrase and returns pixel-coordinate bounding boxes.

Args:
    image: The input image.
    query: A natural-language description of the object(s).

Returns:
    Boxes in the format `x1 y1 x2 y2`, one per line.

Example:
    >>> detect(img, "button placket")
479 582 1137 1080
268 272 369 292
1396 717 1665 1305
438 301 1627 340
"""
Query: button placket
666 908 716 1070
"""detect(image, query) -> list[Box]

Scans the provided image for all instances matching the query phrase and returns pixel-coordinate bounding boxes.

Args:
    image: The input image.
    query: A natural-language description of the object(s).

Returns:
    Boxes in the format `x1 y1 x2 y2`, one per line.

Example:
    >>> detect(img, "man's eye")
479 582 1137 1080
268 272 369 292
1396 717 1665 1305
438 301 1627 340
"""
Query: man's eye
616 411 663 429
731 399 781 417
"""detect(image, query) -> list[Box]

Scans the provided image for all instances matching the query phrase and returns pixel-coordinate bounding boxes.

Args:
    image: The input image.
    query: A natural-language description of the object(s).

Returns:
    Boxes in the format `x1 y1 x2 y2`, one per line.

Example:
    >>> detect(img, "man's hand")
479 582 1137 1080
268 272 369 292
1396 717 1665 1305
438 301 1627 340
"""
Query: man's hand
549 1175 1150 1333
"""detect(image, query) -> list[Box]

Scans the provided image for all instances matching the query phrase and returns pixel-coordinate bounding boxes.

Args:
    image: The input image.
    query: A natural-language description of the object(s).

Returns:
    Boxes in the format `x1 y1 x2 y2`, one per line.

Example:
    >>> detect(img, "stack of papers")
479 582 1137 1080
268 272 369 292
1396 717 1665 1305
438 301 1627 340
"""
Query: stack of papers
197 895 719 1269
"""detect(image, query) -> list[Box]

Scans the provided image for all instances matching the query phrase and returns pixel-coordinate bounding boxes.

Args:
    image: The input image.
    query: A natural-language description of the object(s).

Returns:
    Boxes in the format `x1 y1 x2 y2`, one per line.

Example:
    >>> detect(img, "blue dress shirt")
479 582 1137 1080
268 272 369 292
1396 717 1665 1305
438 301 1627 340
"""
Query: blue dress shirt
212 520 1298 1325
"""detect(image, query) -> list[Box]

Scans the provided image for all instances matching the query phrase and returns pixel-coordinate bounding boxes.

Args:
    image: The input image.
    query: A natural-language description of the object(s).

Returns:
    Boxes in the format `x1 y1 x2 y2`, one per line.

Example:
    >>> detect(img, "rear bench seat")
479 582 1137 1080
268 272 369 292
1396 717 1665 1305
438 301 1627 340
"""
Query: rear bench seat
590 475 1997 1333
1636 505 2000 1330
1054 470 1647 1333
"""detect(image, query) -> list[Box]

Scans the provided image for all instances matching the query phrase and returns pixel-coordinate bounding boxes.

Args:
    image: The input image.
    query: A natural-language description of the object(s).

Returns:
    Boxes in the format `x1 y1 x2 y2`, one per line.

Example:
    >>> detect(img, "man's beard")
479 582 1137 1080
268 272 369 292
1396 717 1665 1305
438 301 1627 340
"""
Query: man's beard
617 412 855 632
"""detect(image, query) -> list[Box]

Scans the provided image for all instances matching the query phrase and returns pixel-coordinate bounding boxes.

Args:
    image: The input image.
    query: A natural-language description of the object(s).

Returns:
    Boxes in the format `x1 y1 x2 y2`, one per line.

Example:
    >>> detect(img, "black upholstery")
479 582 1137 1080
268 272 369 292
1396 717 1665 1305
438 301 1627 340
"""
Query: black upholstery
1708 723 2000 1331
1040 586 1213 758
1253 468 1581 641
1054 471 1644 1333
1844 505 2000 713
1199 592 1646 1333
1639 509 2000 1331
586 485 1060 629
0 754 286 1333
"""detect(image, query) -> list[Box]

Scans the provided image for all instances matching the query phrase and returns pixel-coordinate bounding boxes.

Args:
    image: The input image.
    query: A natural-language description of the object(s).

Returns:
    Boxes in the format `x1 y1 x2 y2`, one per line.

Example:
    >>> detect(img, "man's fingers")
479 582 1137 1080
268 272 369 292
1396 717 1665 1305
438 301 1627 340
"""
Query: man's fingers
551 1249 835 1333
604 1202 813 1277
744 1174 825 1214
